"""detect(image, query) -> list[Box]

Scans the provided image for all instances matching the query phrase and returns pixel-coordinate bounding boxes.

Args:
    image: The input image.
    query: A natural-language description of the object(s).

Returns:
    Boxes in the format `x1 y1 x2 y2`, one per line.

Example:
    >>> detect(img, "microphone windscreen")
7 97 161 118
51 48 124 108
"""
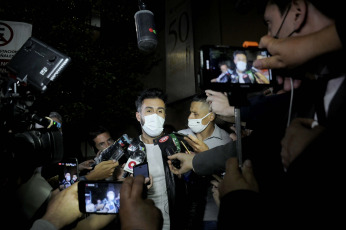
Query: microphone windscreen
134 10 158 52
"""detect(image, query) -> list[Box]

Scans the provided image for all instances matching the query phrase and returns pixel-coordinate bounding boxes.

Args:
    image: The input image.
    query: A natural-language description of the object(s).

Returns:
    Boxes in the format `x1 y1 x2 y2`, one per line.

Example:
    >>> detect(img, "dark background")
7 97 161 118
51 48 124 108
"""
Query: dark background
0 0 267 160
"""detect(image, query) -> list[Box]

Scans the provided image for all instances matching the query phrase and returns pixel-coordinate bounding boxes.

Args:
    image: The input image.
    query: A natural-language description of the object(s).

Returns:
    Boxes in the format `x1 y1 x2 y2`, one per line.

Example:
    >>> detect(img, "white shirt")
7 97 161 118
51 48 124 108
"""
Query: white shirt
140 136 170 230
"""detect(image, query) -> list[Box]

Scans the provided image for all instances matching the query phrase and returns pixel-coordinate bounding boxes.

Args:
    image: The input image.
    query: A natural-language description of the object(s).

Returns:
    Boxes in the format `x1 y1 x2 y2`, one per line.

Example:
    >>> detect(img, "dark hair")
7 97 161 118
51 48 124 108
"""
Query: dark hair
266 0 335 21
135 88 168 112
191 93 212 112
192 93 208 103
233 50 247 59
218 61 231 69
266 0 291 15
88 125 111 147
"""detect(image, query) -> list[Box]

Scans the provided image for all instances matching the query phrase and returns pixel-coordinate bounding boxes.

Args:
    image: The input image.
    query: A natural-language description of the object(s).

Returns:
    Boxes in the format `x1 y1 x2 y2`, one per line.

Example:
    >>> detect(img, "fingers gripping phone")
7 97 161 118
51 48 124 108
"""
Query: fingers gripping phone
78 181 122 214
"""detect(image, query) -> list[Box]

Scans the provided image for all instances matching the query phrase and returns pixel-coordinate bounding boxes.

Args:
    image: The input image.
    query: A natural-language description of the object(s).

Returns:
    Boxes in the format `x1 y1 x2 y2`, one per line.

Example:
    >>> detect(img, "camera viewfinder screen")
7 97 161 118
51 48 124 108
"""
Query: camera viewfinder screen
199 45 273 91
84 182 122 214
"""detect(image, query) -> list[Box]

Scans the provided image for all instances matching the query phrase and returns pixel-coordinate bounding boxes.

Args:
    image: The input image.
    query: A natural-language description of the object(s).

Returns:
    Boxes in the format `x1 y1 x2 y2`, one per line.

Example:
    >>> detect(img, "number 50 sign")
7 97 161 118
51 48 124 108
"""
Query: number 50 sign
165 0 195 103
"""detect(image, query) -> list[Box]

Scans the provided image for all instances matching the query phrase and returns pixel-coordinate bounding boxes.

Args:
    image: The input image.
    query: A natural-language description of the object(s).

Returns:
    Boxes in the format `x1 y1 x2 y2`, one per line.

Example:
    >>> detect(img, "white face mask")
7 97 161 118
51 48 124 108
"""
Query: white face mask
142 113 165 137
236 61 247 72
188 112 211 133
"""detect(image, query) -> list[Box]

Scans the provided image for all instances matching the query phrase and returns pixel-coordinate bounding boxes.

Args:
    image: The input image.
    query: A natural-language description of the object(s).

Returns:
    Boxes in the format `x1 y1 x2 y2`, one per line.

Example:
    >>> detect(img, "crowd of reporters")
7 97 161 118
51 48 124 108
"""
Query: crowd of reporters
2 0 346 229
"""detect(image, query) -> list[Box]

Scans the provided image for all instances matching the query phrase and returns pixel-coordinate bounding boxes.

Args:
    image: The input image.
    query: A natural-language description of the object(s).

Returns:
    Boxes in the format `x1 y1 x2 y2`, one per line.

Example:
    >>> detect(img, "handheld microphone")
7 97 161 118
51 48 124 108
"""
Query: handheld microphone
122 138 146 177
134 0 157 52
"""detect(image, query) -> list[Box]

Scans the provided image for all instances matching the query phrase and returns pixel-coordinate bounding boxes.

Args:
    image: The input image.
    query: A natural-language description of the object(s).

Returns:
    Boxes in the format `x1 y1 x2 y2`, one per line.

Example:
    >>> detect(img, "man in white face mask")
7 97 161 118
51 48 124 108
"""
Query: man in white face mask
230 50 255 84
179 93 231 149
178 93 232 229
135 88 187 230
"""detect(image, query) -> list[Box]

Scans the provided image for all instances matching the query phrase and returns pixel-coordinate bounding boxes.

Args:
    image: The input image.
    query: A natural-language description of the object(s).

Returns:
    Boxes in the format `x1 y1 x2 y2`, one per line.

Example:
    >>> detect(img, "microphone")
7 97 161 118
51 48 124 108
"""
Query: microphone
134 0 158 52
93 134 132 167
122 138 146 177
31 114 61 130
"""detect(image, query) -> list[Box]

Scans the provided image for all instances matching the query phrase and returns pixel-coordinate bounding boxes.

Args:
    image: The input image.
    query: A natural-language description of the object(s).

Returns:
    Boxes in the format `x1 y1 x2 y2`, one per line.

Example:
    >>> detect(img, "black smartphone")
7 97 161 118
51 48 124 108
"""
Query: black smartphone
133 162 149 178
78 180 122 214
57 157 79 190
199 45 273 92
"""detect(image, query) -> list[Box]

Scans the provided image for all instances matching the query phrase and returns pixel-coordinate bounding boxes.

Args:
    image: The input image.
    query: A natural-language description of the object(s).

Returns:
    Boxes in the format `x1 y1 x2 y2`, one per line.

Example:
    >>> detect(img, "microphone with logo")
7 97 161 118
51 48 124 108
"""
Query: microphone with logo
122 138 147 178
134 0 158 52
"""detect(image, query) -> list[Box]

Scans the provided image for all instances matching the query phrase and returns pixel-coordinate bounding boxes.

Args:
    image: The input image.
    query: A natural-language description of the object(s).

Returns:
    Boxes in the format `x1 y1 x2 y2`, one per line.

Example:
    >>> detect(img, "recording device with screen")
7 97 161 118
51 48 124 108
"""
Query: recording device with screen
199 45 273 92
57 158 79 191
78 181 122 214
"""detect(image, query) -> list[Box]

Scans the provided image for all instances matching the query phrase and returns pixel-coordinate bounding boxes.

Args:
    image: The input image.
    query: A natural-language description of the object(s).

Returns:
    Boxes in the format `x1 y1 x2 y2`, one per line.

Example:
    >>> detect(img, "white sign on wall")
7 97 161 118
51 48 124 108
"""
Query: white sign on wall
0 20 32 74
165 0 195 103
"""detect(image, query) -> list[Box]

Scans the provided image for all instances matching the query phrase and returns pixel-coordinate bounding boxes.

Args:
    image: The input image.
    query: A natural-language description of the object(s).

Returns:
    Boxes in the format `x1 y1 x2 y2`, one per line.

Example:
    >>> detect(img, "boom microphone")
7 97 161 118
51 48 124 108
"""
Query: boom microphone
134 0 158 52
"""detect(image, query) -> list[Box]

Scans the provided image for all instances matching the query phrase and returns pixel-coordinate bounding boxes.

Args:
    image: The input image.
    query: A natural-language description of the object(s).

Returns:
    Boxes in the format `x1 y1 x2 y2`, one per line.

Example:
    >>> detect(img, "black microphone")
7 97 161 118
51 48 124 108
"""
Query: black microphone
134 0 158 52
122 138 146 178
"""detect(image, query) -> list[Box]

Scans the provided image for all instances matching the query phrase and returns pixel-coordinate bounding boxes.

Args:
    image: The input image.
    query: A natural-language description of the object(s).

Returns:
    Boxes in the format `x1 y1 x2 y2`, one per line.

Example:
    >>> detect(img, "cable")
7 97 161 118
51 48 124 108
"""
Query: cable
286 78 294 127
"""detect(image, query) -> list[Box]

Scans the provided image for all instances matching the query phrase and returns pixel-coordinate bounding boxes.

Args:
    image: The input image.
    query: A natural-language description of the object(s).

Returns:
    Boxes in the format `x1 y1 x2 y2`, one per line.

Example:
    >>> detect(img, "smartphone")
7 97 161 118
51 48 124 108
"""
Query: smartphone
57 157 79 190
199 45 273 92
133 162 149 178
78 180 122 214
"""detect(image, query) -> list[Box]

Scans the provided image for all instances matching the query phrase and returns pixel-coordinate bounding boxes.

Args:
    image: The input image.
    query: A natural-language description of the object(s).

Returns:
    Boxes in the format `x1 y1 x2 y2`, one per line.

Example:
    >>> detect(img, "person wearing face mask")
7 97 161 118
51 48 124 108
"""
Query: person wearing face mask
178 93 232 230
169 0 346 227
229 50 256 84
210 51 255 84
134 87 188 230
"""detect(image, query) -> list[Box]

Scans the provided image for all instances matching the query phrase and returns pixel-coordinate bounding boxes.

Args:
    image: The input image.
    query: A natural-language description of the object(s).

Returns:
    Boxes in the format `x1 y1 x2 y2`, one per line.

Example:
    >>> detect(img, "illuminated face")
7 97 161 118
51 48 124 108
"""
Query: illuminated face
188 101 211 126
220 64 228 73
136 98 166 124
65 173 71 181
107 191 115 200
234 53 247 64
94 132 114 151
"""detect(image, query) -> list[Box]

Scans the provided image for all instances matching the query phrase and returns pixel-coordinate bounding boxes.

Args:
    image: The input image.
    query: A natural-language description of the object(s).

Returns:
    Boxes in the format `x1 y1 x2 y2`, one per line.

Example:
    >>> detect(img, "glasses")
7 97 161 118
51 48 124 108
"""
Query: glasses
274 4 291 39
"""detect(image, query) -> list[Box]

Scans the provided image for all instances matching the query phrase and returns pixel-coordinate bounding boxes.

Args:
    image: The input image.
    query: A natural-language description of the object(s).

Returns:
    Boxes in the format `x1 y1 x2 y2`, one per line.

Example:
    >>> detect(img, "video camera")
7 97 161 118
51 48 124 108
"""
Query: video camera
0 37 71 177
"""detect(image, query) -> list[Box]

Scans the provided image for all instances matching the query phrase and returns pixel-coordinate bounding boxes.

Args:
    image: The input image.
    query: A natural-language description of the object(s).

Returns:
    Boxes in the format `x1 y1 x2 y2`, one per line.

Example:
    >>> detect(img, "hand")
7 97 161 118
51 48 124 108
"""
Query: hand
184 135 209 153
229 126 253 141
210 174 223 207
218 158 259 198
275 76 302 94
78 159 95 172
146 174 153 190
85 160 119 180
120 176 163 230
205 90 234 117
281 118 325 169
167 153 195 175
254 35 312 70
41 182 82 229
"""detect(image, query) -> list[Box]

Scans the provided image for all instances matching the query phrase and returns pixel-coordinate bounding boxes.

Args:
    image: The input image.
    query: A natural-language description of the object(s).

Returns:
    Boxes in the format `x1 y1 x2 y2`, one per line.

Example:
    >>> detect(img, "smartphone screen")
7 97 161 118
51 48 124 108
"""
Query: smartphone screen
78 181 122 214
199 45 273 92
133 162 149 178
58 158 79 190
